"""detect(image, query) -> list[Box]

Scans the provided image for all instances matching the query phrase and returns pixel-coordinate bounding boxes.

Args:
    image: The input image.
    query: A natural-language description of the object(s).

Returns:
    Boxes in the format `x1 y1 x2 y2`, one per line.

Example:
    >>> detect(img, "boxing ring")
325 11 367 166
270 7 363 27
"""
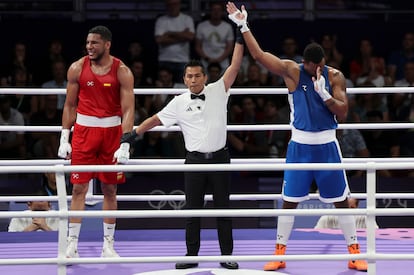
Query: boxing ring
0 87 414 275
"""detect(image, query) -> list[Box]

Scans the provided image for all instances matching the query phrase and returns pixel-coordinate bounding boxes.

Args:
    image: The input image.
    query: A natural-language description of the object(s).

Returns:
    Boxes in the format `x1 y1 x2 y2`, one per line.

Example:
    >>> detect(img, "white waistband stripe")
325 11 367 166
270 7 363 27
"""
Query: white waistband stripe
76 113 121 127
291 128 336 144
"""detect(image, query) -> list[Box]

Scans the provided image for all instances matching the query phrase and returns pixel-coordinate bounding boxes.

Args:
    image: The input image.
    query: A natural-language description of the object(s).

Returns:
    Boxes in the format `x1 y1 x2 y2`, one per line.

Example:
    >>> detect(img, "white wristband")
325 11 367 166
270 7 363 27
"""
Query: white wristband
319 89 332 101
240 23 250 33
60 129 70 143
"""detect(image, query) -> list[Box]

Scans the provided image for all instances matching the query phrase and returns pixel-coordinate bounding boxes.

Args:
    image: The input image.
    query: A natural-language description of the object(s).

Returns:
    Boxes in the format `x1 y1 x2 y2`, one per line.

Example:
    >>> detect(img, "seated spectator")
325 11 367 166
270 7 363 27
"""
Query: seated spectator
207 62 222 84
337 126 370 178
41 60 68 111
320 34 344 69
228 95 268 158
354 93 389 122
0 95 26 160
9 66 37 123
236 54 269 86
314 198 379 229
262 98 290 158
8 194 59 232
35 39 68 85
28 94 62 159
362 110 401 177
153 67 186 113
387 32 414 84
130 58 153 88
349 38 387 86
270 36 303 87
41 172 57 196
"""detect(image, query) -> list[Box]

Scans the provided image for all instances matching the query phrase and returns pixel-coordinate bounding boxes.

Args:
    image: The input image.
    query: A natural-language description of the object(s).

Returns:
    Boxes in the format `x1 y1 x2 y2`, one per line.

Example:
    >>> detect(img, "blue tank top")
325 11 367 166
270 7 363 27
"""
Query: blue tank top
289 64 337 132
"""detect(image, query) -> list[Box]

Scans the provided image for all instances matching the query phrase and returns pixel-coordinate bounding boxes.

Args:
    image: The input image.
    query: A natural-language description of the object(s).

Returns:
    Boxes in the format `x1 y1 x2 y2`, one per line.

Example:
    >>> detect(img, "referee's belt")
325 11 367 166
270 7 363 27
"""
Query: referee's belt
187 147 227 159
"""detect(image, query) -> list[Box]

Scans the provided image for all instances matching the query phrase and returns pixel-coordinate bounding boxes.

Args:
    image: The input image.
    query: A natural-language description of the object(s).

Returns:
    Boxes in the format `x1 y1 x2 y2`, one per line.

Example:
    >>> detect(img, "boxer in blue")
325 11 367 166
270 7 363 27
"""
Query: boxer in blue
226 1 368 272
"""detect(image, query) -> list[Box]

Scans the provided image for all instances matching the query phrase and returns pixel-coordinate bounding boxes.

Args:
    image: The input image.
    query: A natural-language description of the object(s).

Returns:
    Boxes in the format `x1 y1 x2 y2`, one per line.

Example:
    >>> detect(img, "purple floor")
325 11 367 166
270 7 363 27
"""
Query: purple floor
0 228 413 275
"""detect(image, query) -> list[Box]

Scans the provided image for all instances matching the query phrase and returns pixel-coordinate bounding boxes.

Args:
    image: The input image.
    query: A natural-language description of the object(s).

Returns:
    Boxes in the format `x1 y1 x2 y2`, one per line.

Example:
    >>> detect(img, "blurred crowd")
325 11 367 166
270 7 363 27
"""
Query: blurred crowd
1 0 414 179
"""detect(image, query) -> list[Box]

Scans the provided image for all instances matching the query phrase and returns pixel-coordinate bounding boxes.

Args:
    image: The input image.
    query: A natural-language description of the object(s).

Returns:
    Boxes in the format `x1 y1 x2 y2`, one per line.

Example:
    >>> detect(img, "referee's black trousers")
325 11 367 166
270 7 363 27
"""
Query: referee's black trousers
184 148 233 256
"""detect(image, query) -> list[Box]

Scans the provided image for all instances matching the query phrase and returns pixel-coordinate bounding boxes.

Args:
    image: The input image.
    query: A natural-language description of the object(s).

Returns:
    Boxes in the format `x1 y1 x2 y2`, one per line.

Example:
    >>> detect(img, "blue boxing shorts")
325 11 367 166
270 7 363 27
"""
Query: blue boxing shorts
282 139 350 203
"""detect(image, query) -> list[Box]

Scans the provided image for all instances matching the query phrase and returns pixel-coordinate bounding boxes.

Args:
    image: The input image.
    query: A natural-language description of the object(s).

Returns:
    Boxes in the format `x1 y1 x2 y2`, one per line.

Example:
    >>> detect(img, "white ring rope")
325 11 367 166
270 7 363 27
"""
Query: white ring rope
0 162 413 173
1 207 413 219
1 157 414 166
1 87 413 275
1 192 412 203
1 86 414 95
1 122 414 132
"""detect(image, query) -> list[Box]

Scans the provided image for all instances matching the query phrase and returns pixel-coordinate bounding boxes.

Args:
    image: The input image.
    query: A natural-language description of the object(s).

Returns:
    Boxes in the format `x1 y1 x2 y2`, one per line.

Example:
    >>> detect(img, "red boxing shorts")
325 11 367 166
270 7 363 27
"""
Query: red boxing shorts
70 123 125 184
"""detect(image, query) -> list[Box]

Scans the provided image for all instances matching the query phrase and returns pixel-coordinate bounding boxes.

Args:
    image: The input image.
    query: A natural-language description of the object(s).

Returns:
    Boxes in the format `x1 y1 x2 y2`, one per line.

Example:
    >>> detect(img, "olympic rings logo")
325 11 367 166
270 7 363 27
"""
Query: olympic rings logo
148 189 187 210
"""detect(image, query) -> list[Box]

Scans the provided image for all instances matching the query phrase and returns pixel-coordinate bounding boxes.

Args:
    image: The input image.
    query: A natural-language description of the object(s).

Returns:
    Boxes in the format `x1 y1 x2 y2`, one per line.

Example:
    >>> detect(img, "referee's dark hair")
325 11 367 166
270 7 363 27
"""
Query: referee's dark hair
183 60 206 76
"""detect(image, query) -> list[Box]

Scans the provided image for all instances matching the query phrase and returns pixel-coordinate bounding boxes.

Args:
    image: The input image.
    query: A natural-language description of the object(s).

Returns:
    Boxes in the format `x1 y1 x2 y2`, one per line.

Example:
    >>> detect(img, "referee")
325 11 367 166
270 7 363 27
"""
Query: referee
121 32 244 270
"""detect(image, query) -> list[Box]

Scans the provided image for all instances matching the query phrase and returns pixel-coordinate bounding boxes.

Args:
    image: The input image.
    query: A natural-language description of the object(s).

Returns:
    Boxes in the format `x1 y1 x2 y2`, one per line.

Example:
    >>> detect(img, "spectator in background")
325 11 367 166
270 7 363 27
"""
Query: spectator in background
41 60 68 111
242 63 266 87
28 94 62 159
0 95 26 160
349 38 387 86
130 58 154 127
394 60 414 87
36 39 67 85
8 193 59 232
236 54 269 86
154 0 195 82
153 67 186 113
228 95 268 158
125 41 154 79
270 36 303 87
153 66 187 157
362 110 400 177
320 34 344 69
280 36 303 63
41 172 58 196
126 41 144 65
387 32 414 84
262 98 290 159
195 1 234 73
337 126 370 178
207 62 222 84
9 66 38 124
4 41 34 84
353 93 389 122
130 58 153 88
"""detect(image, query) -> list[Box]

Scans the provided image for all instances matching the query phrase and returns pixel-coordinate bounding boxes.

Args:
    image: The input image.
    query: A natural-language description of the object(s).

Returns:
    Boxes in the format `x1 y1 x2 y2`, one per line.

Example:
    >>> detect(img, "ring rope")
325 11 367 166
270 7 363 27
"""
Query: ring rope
1 192 413 203
1 86 414 95
1 157 414 166
2 122 414 132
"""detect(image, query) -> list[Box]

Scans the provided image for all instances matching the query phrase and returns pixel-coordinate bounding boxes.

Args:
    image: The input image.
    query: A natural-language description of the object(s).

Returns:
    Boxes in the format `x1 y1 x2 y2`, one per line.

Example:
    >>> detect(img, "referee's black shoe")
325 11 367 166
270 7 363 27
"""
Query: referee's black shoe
175 262 198 269
220 261 239 269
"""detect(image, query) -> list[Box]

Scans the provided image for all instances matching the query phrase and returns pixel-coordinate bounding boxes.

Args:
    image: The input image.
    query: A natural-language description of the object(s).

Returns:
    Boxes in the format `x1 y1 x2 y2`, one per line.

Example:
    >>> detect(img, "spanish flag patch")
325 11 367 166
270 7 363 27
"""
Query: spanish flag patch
104 83 111 87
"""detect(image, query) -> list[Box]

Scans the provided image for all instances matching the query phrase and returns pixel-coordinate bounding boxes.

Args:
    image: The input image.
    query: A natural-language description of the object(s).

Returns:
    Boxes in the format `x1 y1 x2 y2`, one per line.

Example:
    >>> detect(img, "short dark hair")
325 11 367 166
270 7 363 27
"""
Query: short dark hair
88 25 112 41
183 60 206 76
303 42 325 64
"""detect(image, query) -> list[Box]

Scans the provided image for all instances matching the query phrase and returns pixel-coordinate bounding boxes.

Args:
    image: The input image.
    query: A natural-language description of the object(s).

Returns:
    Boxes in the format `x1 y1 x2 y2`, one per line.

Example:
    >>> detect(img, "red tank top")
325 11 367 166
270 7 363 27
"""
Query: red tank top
77 56 122 117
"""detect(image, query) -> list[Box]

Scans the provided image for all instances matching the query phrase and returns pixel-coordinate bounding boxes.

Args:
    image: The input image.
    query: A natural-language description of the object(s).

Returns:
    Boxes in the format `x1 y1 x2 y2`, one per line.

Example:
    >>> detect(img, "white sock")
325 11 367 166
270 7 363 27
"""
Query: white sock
276 216 295 246
68 223 81 238
104 222 116 237
338 215 358 245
